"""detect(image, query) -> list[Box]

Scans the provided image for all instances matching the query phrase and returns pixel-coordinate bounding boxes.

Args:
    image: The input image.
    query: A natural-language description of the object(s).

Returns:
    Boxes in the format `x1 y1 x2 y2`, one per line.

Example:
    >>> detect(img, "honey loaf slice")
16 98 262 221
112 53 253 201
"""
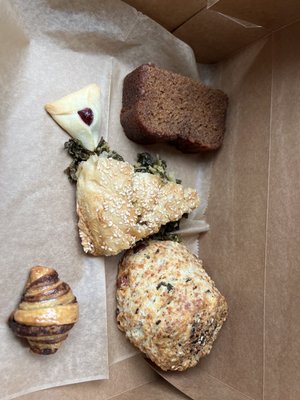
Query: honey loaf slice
120 64 228 152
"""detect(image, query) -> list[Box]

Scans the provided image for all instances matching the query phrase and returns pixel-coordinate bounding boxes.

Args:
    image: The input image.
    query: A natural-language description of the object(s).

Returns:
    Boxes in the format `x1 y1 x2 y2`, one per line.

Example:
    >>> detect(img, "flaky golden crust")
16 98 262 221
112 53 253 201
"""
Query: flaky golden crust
76 156 200 256
116 241 228 371
9 266 79 355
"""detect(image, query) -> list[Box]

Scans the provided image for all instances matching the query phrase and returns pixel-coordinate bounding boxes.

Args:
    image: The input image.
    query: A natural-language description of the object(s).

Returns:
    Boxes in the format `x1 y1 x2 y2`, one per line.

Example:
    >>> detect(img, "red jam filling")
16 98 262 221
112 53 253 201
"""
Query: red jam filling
78 108 94 126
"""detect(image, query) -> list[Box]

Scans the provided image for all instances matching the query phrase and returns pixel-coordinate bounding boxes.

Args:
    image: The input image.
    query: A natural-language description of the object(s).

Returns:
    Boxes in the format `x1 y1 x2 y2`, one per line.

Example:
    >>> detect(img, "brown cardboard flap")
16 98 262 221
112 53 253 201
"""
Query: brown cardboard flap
156 368 252 400
123 0 206 31
111 379 190 400
160 35 273 399
264 21 300 400
173 9 269 63
123 0 300 63
176 0 300 63
209 0 300 30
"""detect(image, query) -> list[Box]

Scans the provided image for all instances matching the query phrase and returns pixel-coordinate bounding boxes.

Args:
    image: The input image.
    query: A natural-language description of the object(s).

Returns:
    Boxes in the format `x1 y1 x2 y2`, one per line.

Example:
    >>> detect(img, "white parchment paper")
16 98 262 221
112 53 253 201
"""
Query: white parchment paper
0 0 213 398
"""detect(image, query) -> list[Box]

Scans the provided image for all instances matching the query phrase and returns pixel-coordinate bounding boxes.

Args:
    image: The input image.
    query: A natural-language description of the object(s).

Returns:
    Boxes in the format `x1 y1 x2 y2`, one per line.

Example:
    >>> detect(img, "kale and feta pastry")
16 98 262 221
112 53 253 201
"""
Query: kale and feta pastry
76 155 199 256
116 240 228 371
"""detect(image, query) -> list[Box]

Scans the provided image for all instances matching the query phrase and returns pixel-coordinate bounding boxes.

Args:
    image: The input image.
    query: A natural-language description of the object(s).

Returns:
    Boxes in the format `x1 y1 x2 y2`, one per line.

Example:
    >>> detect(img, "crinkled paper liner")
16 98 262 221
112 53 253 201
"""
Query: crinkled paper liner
0 0 214 398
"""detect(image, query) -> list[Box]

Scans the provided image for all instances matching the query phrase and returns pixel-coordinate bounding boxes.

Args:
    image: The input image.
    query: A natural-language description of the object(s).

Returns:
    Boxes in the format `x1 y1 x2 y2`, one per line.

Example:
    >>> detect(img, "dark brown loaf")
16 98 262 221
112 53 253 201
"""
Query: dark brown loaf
120 64 228 152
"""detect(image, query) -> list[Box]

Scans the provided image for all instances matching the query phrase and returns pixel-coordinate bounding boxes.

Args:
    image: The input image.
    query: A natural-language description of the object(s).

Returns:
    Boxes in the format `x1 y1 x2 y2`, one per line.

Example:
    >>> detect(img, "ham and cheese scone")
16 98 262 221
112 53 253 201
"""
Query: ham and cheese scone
76 156 199 256
116 240 228 371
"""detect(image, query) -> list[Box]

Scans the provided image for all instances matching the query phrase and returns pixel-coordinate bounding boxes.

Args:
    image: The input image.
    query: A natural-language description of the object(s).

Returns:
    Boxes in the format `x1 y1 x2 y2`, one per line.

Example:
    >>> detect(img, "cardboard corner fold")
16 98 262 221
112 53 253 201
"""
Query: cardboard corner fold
173 0 300 63
108 378 191 400
173 8 269 63
122 0 207 32
207 0 300 31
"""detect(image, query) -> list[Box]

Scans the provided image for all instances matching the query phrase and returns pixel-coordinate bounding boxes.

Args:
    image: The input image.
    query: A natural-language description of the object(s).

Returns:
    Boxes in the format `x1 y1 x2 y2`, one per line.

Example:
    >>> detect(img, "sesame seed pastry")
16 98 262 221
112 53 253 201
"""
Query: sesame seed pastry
9 266 79 355
116 240 228 371
76 155 200 256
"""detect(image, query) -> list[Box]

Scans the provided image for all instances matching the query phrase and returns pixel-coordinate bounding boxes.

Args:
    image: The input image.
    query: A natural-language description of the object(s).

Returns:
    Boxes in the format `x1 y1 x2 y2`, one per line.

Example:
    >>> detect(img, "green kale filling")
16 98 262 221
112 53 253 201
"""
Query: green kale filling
64 138 124 182
134 152 181 184
147 219 184 243
156 281 174 292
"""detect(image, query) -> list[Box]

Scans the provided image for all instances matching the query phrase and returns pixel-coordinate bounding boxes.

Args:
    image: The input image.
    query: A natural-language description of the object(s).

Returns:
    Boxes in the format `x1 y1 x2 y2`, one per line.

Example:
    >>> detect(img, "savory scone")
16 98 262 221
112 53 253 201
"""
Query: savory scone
116 240 228 371
76 155 199 256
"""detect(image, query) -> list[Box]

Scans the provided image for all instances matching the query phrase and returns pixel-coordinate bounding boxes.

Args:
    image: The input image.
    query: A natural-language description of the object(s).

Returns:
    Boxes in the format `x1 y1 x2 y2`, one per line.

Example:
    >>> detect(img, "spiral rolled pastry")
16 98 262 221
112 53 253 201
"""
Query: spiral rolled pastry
9 266 79 355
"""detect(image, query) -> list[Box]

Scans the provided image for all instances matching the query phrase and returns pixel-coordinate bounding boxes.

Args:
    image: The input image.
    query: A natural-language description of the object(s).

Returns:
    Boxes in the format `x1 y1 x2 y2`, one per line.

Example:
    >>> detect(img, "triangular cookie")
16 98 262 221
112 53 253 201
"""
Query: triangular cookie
76 155 200 256
45 84 101 151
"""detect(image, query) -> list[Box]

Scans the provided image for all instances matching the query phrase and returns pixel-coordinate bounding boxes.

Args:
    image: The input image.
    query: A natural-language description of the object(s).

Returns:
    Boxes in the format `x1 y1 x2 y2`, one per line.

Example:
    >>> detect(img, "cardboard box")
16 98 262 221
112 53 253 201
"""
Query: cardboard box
13 1 300 399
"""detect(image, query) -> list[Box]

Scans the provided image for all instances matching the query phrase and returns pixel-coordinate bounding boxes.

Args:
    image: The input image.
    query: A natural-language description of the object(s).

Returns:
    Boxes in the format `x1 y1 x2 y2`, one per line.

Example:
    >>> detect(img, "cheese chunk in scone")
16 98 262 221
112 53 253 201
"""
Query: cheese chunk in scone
76 155 200 256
